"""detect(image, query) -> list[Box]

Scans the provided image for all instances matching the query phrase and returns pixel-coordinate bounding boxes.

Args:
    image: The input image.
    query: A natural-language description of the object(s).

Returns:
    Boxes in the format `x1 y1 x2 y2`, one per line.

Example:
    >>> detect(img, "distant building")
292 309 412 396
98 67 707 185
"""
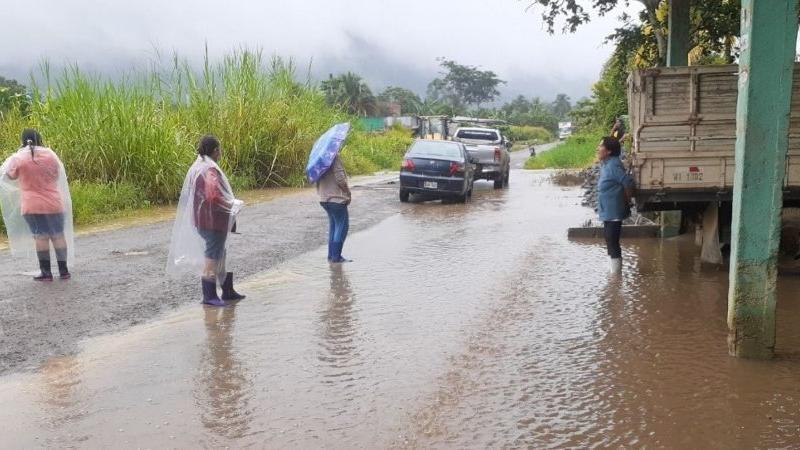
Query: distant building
385 102 402 117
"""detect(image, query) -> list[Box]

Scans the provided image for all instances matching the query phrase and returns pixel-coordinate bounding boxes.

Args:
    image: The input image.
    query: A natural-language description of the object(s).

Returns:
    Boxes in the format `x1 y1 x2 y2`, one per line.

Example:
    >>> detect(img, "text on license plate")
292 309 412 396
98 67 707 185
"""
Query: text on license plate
673 168 703 182
423 181 438 189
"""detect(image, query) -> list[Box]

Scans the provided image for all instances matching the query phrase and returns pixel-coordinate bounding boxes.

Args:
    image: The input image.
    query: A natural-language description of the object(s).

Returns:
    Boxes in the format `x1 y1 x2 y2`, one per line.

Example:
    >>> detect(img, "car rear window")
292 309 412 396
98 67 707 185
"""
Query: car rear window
408 141 463 158
456 129 499 141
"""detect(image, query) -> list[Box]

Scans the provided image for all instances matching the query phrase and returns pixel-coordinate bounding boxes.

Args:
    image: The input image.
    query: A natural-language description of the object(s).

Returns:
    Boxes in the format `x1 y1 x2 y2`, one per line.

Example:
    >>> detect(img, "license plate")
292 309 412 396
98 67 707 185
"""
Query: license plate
672 167 704 183
423 181 438 189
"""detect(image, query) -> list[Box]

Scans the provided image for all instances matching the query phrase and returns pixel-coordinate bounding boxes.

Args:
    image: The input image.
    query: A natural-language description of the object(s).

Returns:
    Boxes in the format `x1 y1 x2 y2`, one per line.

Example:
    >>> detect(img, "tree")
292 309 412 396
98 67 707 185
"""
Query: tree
0 76 27 113
426 59 505 110
501 95 533 116
529 0 741 67
377 86 423 115
495 95 560 133
530 0 633 33
320 72 377 117
420 97 463 116
571 19 650 130
529 1 743 130
550 93 572 118
690 0 740 64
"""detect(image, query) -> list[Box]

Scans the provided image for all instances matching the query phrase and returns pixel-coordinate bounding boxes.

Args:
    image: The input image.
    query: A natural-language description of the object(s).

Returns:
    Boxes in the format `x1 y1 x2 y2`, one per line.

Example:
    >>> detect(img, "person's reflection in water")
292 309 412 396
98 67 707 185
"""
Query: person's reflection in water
318 264 362 397
195 306 253 441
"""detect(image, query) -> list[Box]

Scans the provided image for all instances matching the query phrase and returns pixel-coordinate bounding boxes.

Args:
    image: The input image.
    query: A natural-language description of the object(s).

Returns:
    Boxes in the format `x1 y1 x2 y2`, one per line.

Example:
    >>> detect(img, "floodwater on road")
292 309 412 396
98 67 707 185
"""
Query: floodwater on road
2 170 800 449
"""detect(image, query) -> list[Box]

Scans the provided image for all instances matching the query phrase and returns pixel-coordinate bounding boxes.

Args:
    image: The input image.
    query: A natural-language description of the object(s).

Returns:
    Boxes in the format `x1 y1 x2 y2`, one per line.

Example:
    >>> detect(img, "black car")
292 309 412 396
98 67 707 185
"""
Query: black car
399 139 476 203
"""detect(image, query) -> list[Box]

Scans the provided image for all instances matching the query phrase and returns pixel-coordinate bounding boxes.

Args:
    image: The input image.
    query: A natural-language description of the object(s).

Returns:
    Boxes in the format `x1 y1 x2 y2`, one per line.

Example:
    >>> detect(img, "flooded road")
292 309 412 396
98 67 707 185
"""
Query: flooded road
3 167 800 448
0 175 402 375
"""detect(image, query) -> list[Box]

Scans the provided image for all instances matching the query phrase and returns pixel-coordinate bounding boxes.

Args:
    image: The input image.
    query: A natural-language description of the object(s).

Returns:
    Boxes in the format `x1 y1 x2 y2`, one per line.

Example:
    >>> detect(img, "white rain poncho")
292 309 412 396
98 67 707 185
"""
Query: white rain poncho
166 156 243 280
0 146 75 264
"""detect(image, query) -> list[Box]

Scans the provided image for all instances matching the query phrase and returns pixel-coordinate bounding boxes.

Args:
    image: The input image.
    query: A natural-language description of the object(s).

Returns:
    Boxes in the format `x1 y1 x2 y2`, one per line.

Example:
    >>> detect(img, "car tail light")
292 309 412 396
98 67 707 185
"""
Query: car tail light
449 161 465 176
494 147 502 162
402 159 415 171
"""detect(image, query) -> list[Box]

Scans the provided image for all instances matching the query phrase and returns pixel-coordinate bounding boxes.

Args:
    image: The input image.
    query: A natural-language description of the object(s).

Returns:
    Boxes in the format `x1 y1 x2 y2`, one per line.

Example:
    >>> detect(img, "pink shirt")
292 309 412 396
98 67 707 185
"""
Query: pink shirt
6 149 64 215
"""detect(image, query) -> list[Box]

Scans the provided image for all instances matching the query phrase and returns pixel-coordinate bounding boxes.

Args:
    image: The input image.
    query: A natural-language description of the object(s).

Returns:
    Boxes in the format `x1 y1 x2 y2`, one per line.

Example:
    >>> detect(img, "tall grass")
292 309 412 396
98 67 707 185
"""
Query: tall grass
505 125 553 144
524 131 602 169
0 50 412 229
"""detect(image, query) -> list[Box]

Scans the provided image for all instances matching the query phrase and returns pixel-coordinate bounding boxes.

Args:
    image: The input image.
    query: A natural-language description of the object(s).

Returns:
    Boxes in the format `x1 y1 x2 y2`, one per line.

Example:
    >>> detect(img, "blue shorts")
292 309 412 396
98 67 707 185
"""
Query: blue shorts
198 229 227 260
24 213 65 237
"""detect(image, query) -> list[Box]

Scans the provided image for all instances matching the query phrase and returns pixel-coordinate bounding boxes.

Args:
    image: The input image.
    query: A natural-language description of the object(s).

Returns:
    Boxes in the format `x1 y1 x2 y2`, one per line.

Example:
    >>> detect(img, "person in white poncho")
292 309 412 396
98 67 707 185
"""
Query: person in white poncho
0 129 74 281
167 135 245 307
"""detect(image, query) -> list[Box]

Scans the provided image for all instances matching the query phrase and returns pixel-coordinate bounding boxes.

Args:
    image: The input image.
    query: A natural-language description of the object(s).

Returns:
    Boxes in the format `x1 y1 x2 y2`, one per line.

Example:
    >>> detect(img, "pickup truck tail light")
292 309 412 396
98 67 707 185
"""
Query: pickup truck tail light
494 147 502 162
449 161 465 176
402 159 415 171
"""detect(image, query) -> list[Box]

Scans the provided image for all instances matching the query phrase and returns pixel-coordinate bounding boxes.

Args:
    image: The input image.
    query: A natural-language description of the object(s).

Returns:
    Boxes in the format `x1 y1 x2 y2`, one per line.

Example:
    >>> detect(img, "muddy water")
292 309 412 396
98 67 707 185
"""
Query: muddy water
2 171 800 449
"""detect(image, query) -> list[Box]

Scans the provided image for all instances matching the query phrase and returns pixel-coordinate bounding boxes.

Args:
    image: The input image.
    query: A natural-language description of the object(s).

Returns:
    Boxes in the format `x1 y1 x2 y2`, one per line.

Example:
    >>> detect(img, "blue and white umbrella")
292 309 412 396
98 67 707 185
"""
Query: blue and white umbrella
306 122 351 184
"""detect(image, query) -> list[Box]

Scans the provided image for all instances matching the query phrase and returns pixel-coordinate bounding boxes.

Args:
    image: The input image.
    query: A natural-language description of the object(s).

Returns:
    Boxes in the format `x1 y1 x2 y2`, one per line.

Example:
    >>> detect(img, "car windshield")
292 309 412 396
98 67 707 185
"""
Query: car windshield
456 129 499 141
408 141 462 158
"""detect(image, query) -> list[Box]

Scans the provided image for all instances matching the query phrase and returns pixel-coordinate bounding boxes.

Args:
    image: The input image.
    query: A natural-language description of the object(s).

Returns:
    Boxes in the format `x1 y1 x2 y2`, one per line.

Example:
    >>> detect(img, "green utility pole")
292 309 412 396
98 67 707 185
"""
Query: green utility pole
667 0 690 67
728 0 799 359
660 0 691 238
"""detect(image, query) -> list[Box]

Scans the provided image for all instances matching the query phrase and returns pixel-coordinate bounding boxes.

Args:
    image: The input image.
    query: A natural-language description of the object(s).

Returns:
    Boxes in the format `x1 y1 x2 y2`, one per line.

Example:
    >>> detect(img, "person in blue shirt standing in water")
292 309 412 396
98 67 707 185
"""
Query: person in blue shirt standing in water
596 137 634 274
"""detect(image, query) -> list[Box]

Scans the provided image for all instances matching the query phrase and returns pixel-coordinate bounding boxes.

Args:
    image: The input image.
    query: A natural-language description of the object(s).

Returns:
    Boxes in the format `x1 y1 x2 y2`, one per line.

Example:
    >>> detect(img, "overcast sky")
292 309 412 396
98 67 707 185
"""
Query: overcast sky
0 0 640 102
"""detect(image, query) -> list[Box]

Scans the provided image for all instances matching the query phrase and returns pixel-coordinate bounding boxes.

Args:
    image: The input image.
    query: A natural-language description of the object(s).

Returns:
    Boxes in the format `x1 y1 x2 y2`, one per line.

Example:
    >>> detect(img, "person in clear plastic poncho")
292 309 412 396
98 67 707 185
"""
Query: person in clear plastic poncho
167 135 245 307
0 129 74 281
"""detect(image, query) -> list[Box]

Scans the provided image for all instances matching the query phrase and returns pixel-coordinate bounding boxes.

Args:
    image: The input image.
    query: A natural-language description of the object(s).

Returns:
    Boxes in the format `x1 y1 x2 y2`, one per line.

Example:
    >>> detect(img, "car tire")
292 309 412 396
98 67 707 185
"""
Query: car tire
399 189 410 203
493 176 504 189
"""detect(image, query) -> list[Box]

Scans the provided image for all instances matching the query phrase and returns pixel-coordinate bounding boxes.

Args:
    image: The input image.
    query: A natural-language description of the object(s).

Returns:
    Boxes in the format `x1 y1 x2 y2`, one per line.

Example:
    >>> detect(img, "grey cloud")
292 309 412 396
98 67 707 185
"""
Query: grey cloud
1 0 625 102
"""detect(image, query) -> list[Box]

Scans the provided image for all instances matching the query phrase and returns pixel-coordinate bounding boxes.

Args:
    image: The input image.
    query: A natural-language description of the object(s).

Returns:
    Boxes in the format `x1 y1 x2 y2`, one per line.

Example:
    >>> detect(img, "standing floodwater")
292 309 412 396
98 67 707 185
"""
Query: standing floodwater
1 169 800 448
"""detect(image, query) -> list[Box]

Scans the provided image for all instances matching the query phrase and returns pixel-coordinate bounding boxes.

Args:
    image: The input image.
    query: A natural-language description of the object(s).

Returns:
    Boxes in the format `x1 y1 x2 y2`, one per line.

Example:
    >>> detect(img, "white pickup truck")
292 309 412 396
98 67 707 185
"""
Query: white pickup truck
452 127 511 189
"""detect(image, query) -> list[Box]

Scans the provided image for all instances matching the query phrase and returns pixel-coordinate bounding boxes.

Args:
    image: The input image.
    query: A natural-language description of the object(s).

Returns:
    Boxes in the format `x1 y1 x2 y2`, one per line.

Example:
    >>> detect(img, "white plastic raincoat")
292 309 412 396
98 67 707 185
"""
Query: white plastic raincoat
166 156 243 280
0 146 75 264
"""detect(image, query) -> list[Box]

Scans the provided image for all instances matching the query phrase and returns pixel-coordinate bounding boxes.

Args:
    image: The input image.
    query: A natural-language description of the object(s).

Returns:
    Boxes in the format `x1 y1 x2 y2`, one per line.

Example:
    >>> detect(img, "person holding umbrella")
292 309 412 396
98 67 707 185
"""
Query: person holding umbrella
167 135 245 307
0 129 74 281
307 123 352 263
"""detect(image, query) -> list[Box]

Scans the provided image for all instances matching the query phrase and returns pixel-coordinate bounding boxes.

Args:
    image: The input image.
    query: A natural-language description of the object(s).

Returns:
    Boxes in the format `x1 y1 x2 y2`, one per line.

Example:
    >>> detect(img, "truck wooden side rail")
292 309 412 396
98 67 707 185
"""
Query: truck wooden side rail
628 64 800 211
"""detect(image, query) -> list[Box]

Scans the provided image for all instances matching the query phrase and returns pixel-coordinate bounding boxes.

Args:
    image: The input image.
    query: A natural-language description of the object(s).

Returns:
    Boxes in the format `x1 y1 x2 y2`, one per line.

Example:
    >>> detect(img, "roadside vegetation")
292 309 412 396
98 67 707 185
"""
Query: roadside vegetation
0 51 412 229
505 125 553 145
519 1 740 171
524 132 602 170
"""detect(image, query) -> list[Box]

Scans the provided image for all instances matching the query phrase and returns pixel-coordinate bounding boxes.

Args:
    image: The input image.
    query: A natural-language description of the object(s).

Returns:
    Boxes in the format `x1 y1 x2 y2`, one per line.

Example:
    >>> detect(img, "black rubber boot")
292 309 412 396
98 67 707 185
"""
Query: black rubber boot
34 259 53 282
57 261 71 280
202 278 226 307
221 272 246 301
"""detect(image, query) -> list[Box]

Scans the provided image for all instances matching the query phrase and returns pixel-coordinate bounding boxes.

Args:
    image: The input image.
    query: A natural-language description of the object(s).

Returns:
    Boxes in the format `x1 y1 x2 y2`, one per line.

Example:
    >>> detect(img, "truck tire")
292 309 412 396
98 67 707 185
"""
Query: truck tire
399 189 410 203
494 177 503 189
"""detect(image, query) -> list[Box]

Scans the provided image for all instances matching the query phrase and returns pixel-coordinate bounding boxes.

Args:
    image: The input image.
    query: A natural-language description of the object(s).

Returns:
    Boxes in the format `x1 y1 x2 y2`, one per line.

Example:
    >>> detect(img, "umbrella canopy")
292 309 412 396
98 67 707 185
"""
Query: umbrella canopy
306 122 351 184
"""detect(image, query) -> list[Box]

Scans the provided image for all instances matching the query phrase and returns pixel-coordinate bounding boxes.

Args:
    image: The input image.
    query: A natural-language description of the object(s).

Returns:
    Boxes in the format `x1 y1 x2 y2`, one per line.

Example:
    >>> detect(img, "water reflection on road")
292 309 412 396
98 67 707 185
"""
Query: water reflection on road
2 171 800 449
195 306 254 443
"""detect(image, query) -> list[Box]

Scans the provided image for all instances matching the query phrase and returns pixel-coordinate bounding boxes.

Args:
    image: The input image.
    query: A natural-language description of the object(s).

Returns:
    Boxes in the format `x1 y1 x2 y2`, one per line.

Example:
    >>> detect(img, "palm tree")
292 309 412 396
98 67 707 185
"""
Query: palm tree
321 72 377 117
